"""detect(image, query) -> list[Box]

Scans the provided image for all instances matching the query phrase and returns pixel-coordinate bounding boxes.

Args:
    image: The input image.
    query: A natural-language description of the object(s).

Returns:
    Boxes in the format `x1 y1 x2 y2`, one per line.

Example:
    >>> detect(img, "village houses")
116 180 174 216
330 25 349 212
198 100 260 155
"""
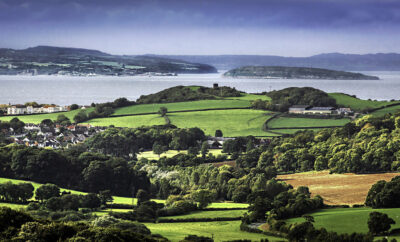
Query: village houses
7 104 68 115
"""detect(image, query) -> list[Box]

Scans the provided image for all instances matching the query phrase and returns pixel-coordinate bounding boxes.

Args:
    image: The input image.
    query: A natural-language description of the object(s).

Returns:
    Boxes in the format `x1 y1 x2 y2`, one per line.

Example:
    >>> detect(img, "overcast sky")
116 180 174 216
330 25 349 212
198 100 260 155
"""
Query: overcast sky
0 0 399 56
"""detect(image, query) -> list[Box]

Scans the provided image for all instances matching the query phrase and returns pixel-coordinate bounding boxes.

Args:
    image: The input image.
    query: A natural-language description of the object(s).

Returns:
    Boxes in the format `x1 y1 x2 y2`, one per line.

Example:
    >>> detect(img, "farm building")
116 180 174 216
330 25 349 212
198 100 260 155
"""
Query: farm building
303 107 336 115
288 105 348 115
288 105 311 114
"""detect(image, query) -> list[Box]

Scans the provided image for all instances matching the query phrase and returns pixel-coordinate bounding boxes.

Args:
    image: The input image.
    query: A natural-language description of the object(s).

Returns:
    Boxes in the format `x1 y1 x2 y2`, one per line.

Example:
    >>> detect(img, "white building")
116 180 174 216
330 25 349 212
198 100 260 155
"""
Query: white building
7 104 68 115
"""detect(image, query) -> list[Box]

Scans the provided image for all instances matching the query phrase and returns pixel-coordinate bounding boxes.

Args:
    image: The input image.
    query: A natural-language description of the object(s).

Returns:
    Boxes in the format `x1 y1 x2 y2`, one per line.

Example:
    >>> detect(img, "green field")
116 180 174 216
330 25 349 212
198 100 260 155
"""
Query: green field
168 109 277 137
137 149 226 160
285 207 400 240
0 108 94 124
113 99 252 116
85 114 166 128
162 209 247 219
208 202 249 209
329 93 399 111
144 221 283 242
0 202 27 209
268 117 350 129
370 105 400 117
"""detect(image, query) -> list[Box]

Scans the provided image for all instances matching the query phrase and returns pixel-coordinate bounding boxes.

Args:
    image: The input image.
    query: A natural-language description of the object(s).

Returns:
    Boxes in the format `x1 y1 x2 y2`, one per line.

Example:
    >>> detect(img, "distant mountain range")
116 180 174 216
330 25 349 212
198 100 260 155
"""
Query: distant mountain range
0 46 217 76
150 53 400 71
224 66 379 80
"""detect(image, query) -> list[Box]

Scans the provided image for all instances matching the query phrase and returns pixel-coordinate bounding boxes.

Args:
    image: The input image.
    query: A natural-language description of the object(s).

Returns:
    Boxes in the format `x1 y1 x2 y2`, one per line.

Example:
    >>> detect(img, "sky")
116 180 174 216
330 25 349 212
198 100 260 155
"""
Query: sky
0 0 399 56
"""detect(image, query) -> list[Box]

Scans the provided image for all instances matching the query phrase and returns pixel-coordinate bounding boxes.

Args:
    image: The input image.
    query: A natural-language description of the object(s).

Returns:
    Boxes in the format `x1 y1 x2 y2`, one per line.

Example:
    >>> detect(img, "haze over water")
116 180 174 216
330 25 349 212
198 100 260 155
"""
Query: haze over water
0 71 399 105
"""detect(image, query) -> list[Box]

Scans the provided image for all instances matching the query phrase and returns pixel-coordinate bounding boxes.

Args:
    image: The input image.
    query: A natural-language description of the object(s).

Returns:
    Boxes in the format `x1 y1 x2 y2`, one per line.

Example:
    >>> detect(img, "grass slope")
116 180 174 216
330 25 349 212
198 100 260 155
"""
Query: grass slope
84 114 165 128
162 210 247 219
329 93 399 111
285 207 400 240
268 117 350 129
113 99 251 116
371 105 400 117
144 221 282 242
168 109 277 137
0 108 94 124
137 149 226 160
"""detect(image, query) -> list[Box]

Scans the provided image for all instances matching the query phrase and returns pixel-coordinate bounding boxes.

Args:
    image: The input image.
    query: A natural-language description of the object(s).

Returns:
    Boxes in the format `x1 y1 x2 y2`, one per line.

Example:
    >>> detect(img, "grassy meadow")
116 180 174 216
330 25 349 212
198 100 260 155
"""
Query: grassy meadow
285 207 400 239
84 114 166 128
370 105 400 117
113 99 252 116
168 109 277 137
268 116 350 129
162 209 247 219
144 221 283 242
329 93 399 111
137 149 226 160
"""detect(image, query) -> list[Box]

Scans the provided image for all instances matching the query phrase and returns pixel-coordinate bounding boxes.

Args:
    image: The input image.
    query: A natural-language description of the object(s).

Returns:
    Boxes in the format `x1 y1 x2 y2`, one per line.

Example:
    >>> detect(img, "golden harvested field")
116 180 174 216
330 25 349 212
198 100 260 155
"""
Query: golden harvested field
277 171 400 205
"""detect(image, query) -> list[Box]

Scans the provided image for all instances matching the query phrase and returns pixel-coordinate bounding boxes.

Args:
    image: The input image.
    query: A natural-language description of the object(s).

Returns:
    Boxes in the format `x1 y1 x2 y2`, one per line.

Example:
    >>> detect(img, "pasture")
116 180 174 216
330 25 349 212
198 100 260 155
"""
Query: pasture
144 221 283 242
84 114 165 128
277 171 400 205
267 116 350 129
168 109 278 137
285 207 400 239
137 149 226 160
329 93 399 111
162 209 247 219
0 108 93 124
371 105 400 117
113 99 252 116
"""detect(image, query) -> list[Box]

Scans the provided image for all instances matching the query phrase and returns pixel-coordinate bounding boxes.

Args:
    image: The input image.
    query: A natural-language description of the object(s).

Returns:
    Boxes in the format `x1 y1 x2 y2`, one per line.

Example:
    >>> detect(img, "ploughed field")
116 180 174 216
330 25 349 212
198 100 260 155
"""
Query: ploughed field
277 171 400 205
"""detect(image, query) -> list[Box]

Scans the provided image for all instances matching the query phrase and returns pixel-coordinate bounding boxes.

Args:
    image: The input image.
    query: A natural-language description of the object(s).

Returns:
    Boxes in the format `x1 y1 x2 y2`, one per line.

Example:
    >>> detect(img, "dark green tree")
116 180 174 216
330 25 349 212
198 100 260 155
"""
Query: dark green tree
35 184 60 202
368 212 395 235
215 130 223 137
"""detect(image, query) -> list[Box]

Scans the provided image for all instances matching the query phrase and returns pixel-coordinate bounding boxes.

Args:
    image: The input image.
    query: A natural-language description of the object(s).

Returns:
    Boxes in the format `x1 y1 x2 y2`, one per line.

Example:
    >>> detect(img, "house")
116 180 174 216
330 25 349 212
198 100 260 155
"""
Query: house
7 105 27 115
288 105 311 114
337 108 354 116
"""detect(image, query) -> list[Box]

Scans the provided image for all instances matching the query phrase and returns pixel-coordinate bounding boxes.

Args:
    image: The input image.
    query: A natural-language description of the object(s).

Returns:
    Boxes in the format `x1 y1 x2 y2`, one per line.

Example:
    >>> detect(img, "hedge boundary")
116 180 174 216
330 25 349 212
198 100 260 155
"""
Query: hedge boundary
157 216 242 223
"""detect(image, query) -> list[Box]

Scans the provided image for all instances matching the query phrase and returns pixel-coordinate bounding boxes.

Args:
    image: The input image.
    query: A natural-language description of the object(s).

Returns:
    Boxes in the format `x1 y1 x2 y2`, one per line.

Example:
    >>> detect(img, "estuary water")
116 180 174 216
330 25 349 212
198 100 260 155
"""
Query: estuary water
0 71 399 105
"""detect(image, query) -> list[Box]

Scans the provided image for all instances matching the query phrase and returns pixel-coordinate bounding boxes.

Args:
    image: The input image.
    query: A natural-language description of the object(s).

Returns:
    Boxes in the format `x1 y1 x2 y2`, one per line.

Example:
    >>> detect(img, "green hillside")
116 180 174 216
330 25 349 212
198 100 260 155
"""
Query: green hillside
113 99 251 116
167 109 276 137
285 207 400 240
329 93 399 111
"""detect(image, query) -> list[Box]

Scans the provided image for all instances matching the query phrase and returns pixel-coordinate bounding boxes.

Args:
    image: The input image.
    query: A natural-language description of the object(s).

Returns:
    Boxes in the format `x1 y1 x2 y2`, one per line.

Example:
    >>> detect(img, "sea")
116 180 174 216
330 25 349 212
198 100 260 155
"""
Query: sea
0 71 399 105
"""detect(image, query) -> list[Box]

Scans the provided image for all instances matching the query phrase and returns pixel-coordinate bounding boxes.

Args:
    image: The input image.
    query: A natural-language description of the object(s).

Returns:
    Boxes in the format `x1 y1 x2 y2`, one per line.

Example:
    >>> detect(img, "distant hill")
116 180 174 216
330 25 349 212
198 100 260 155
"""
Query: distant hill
150 53 400 71
0 46 217 75
223 66 379 80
